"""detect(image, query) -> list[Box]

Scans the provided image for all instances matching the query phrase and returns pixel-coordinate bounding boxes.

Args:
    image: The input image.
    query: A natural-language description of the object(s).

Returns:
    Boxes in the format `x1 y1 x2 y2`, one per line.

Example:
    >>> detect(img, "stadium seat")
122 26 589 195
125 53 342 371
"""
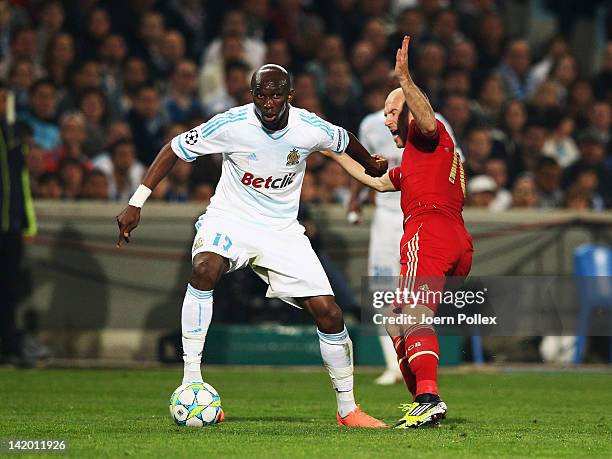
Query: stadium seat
573 244 612 364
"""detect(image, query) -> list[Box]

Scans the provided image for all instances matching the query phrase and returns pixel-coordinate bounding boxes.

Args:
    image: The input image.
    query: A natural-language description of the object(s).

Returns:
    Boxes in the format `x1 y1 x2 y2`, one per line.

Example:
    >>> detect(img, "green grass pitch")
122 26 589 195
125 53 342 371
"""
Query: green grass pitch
0 367 610 458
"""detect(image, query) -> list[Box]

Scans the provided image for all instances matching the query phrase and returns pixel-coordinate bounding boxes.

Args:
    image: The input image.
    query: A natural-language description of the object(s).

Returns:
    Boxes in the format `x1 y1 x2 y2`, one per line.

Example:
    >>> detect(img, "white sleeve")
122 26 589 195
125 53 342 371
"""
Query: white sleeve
436 113 464 162
358 118 375 152
302 113 350 154
170 115 232 162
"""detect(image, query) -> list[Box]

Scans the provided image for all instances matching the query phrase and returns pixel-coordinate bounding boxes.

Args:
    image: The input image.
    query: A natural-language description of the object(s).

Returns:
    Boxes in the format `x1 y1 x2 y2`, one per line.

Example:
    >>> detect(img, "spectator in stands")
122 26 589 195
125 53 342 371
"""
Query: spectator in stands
158 30 187 78
204 60 250 116
586 101 611 147
318 160 350 205
416 42 446 108
592 42 612 102
99 34 128 95
474 74 506 125
466 175 497 209
36 172 62 199
78 88 108 157
527 80 563 119
475 13 505 72
542 115 579 168
447 39 478 79
43 32 75 92
58 59 101 114
116 56 149 116
0 27 42 80
567 79 594 125
361 17 387 57
485 157 512 211
549 54 578 96
80 169 109 200
94 138 144 201
265 39 292 73
21 78 60 150
430 9 464 49
511 174 539 208
164 159 192 202
0 0 29 64
567 167 605 210
534 156 563 208
9 58 33 115
57 157 84 200
132 10 165 75
465 126 494 178
199 35 248 108
81 7 112 60
441 92 472 149
497 99 527 158
36 1 65 58
511 121 550 179
126 84 166 164
44 112 92 173
496 39 537 101
202 10 265 72
163 59 204 123
563 132 612 205
322 60 364 134
530 35 570 89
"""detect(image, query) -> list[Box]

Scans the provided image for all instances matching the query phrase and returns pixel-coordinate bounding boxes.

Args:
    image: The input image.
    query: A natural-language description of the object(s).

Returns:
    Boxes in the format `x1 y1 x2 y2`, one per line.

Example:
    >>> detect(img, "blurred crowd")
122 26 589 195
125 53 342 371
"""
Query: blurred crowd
2 0 611 211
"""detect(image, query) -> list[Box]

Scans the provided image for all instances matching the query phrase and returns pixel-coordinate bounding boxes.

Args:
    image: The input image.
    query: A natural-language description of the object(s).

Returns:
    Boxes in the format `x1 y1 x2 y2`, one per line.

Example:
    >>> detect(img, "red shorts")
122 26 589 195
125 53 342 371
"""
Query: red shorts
398 213 473 312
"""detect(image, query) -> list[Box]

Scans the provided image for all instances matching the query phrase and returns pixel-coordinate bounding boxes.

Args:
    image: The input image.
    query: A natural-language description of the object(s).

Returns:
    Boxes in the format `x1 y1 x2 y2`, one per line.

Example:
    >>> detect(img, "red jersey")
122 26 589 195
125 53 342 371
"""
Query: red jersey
388 119 466 226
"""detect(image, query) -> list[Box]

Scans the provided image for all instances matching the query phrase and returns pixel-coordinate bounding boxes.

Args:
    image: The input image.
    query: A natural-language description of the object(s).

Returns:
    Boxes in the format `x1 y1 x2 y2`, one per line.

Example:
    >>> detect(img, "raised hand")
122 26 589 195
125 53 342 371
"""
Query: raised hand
116 205 141 247
394 35 411 83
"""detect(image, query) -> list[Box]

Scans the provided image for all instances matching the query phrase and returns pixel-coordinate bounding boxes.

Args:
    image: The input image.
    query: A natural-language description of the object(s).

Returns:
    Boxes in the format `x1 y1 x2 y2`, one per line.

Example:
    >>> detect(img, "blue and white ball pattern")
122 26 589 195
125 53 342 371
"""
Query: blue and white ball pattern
169 382 222 426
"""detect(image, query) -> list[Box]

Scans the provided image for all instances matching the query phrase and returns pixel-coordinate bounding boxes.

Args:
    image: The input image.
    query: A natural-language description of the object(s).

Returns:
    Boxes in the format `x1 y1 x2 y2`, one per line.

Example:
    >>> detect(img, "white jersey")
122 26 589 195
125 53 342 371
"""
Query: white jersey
171 103 349 229
358 110 463 211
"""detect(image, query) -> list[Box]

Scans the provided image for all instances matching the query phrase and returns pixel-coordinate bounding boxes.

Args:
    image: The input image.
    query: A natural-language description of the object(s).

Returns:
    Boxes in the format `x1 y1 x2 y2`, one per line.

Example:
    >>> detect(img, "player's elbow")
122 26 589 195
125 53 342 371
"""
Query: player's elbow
419 120 437 137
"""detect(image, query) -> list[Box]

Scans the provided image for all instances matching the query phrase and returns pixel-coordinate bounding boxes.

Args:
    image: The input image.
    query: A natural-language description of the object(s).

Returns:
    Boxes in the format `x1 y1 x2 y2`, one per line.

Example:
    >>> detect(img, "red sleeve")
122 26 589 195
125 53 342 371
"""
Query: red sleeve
388 166 401 190
407 119 442 152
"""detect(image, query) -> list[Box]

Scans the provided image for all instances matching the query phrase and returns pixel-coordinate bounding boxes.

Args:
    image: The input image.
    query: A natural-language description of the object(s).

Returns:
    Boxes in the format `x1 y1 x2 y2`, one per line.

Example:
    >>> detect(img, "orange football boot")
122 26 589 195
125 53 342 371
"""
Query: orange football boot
336 406 387 428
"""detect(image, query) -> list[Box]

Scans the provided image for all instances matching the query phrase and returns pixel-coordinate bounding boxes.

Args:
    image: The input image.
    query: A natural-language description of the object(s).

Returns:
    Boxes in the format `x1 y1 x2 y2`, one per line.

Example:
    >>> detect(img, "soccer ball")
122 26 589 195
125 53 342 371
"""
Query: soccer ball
169 382 222 426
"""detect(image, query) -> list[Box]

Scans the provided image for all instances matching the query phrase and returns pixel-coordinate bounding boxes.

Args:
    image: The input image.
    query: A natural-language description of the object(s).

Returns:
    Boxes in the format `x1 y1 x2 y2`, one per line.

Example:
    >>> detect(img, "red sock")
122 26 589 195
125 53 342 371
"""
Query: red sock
392 336 416 396
404 331 440 396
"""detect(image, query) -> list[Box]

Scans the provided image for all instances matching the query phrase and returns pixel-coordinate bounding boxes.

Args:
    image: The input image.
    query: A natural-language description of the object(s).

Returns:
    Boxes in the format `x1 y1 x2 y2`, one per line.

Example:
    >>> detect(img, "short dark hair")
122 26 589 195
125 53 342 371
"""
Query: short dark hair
29 77 56 96
535 156 559 172
224 60 250 78
110 138 135 156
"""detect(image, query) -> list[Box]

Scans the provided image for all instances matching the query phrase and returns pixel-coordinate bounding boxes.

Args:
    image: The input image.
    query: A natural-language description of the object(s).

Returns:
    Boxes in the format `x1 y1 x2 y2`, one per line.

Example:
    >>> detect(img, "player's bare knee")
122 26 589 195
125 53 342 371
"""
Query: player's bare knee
317 300 344 333
191 253 227 290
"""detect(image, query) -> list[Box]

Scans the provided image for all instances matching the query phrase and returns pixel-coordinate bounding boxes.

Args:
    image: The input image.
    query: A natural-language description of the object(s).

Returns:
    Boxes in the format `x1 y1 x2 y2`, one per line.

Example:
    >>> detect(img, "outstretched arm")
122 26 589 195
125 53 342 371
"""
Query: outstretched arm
116 143 178 247
320 150 396 192
394 36 437 137
344 132 388 177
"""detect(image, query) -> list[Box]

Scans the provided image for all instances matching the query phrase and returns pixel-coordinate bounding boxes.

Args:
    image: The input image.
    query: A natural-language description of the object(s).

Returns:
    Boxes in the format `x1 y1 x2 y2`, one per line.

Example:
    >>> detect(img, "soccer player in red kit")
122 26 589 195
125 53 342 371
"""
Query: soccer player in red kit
323 36 473 428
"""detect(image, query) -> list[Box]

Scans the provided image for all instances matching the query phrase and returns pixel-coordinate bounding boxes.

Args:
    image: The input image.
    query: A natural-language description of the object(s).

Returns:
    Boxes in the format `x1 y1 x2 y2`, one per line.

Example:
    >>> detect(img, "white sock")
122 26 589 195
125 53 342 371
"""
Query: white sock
318 327 357 417
181 284 213 384
379 333 401 372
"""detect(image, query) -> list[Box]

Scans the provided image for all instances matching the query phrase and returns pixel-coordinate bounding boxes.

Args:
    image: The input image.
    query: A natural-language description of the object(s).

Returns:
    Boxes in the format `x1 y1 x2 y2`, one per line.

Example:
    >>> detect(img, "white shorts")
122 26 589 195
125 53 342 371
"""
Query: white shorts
368 205 404 277
191 212 333 307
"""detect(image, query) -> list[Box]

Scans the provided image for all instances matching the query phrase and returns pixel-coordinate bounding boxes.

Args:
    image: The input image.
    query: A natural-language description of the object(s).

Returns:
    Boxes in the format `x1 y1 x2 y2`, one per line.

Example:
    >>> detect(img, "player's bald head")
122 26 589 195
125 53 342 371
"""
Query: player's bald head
250 64 293 93
385 88 406 111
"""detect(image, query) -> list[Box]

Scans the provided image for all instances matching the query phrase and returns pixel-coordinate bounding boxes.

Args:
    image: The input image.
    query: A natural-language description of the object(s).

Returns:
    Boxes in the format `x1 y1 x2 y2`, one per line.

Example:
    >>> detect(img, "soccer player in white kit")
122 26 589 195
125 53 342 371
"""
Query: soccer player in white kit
116 65 387 427
350 91 462 385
